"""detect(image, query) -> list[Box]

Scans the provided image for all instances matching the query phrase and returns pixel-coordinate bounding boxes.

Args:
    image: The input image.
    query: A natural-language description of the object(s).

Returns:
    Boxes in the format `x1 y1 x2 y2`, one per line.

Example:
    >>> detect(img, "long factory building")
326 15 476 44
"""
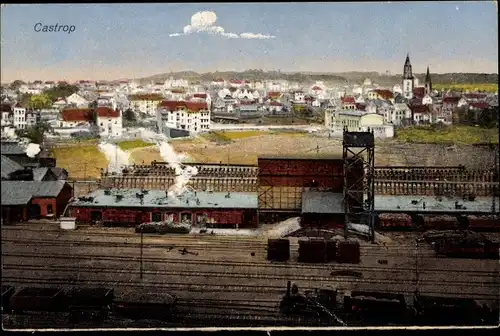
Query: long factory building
69 155 499 228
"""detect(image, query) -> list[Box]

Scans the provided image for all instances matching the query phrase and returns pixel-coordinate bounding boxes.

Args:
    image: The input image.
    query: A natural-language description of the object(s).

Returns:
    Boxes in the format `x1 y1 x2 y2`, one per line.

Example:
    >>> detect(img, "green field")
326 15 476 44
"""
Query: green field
433 83 498 93
395 125 499 145
117 139 154 151
51 145 108 179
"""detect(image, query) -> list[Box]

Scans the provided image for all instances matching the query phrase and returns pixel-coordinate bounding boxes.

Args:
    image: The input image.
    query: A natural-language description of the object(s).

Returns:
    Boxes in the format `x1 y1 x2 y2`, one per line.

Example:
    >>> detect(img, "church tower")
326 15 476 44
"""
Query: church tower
402 54 414 99
424 66 432 96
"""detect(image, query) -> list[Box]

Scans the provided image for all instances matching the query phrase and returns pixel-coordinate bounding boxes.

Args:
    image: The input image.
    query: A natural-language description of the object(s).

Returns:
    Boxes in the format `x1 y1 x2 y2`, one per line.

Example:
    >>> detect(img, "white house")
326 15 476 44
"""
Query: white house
66 93 89 108
352 86 363 96
422 94 433 105
293 91 306 104
13 104 27 129
392 84 402 95
128 94 164 116
157 100 211 134
96 105 123 138
325 109 394 138
191 93 212 107
457 97 469 108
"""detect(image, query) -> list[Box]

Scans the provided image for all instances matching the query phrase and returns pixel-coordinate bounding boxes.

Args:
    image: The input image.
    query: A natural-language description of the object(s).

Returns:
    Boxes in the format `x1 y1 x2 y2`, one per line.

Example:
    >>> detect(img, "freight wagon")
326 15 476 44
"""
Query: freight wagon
434 237 499 259
413 295 485 326
343 291 412 325
5 286 177 322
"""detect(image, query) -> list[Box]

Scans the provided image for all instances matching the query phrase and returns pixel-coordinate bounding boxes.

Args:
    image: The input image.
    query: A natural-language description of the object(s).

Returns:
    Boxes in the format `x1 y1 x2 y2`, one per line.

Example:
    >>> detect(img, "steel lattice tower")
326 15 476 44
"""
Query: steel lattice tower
343 127 376 242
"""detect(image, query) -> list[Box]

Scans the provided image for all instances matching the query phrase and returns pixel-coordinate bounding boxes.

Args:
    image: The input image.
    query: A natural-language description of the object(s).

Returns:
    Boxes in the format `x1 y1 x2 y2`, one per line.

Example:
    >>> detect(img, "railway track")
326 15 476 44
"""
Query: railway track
2 276 498 300
1 237 439 257
2 249 497 276
3 263 498 287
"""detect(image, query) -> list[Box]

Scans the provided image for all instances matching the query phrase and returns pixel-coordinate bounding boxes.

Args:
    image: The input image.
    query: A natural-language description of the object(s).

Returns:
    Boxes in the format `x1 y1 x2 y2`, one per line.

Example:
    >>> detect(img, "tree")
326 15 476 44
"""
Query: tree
9 80 25 91
44 83 79 102
29 93 53 109
15 122 52 144
123 108 136 122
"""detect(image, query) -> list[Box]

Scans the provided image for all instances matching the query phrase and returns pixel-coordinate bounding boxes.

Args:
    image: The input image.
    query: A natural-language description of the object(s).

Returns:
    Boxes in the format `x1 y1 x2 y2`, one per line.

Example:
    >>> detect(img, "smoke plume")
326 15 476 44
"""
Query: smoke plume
138 128 198 198
25 143 41 158
98 142 131 174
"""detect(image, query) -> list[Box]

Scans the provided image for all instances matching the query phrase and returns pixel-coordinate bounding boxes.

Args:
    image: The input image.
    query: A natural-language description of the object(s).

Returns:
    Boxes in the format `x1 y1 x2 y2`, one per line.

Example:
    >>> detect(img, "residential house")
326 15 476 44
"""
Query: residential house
157 100 210 134
66 93 89 108
412 87 426 99
371 89 394 102
52 98 68 110
229 80 244 88
58 108 93 128
430 103 452 125
25 110 39 128
292 91 306 104
391 103 412 126
325 109 394 138
422 94 433 105
128 94 164 116
211 78 226 87
13 104 27 129
267 101 286 115
267 91 283 101
354 95 365 104
1 104 13 128
39 108 61 123
237 102 262 120
442 96 461 115
192 93 212 107
341 96 356 110
96 106 123 138
352 86 363 96
392 84 403 95
410 104 432 124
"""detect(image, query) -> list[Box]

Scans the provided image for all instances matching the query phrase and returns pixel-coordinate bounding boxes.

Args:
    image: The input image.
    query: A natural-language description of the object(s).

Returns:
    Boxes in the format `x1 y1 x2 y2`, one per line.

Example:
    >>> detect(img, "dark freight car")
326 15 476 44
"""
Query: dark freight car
344 291 411 325
467 215 500 231
414 295 483 325
113 292 177 321
10 287 65 313
1 286 15 313
378 213 412 230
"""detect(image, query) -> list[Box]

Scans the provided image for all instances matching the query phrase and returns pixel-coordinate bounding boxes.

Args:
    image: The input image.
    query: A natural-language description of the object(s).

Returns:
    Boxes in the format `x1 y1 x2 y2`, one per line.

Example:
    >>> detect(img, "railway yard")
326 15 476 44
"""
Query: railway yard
2 222 499 328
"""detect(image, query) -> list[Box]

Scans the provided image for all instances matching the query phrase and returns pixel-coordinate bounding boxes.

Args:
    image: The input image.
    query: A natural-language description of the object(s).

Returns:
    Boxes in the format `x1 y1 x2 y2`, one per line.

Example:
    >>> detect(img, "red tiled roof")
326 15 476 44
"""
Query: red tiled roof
128 94 164 101
1 103 12 112
410 104 430 113
464 93 487 99
170 89 185 94
158 100 208 112
194 93 207 99
412 87 425 98
341 96 356 104
311 86 322 91
443 96 461 104
96 107 120 118
270 101 282 106
355 103 366 111
373 89 394 100
267 91 281 98
61 108 93 122
14 103 23 108
230 80 243 84
469 102 489 110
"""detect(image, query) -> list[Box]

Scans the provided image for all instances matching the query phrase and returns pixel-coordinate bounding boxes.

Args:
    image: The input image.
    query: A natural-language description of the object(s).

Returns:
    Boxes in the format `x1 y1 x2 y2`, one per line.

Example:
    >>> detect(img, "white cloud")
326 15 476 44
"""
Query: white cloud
240 32 275 39
169 11 275 39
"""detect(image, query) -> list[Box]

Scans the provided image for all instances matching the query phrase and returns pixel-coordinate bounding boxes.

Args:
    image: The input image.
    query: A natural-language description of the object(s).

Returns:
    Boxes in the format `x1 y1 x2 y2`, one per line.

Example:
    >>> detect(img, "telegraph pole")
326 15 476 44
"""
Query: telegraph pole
140 232 144 279
415 240 420 295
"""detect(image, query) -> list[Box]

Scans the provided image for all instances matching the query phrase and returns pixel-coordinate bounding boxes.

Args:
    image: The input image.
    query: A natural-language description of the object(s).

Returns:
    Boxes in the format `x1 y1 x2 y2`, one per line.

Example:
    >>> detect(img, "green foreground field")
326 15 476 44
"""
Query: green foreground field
117 139 154 151
395 125 499 145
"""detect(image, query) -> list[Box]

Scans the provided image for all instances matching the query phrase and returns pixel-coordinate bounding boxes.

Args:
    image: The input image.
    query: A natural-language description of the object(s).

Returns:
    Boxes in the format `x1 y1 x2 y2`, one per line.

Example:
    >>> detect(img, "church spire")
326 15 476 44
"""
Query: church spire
403 54 413 79
425 66 431 83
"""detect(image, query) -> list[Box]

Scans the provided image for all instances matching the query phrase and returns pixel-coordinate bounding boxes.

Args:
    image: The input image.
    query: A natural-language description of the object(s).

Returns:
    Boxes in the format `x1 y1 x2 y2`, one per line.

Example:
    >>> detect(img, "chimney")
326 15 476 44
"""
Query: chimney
286 281 291 297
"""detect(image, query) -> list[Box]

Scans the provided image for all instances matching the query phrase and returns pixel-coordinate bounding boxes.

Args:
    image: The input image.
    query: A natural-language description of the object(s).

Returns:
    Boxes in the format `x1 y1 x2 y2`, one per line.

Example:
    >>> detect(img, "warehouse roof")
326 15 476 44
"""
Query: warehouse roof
1 180 67 205
1 155 23 179
70 188 258 209
374 195 500 214
300 192 498 215
258 154 343 161
302 192 343 214
1 142 26 155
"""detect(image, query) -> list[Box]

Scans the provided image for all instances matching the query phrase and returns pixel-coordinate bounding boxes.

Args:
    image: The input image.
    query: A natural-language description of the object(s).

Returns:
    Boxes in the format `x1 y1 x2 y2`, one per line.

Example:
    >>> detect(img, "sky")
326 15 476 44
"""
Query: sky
1 2 498 82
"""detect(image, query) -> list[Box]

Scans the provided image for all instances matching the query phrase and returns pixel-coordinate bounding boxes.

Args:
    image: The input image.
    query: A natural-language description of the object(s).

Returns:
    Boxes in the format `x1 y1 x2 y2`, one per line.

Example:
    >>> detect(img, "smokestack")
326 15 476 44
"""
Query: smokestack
286 281 291 297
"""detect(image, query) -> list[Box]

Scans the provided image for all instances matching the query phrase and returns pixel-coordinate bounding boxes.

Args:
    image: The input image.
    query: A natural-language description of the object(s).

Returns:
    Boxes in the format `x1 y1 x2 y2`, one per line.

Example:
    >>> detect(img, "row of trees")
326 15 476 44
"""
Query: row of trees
7 81 80 110
453 107 499 128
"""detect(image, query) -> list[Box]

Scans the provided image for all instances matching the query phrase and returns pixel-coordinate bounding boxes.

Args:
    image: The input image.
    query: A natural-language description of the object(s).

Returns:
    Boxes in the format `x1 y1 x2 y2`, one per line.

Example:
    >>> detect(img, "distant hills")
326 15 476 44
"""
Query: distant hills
138 70 498 86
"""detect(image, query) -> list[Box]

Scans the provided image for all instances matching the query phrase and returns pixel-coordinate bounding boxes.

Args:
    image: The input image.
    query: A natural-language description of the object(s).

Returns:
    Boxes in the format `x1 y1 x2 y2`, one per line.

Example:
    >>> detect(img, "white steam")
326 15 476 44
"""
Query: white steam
25 143 41 158
98 142 131 174
138 128 198 198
